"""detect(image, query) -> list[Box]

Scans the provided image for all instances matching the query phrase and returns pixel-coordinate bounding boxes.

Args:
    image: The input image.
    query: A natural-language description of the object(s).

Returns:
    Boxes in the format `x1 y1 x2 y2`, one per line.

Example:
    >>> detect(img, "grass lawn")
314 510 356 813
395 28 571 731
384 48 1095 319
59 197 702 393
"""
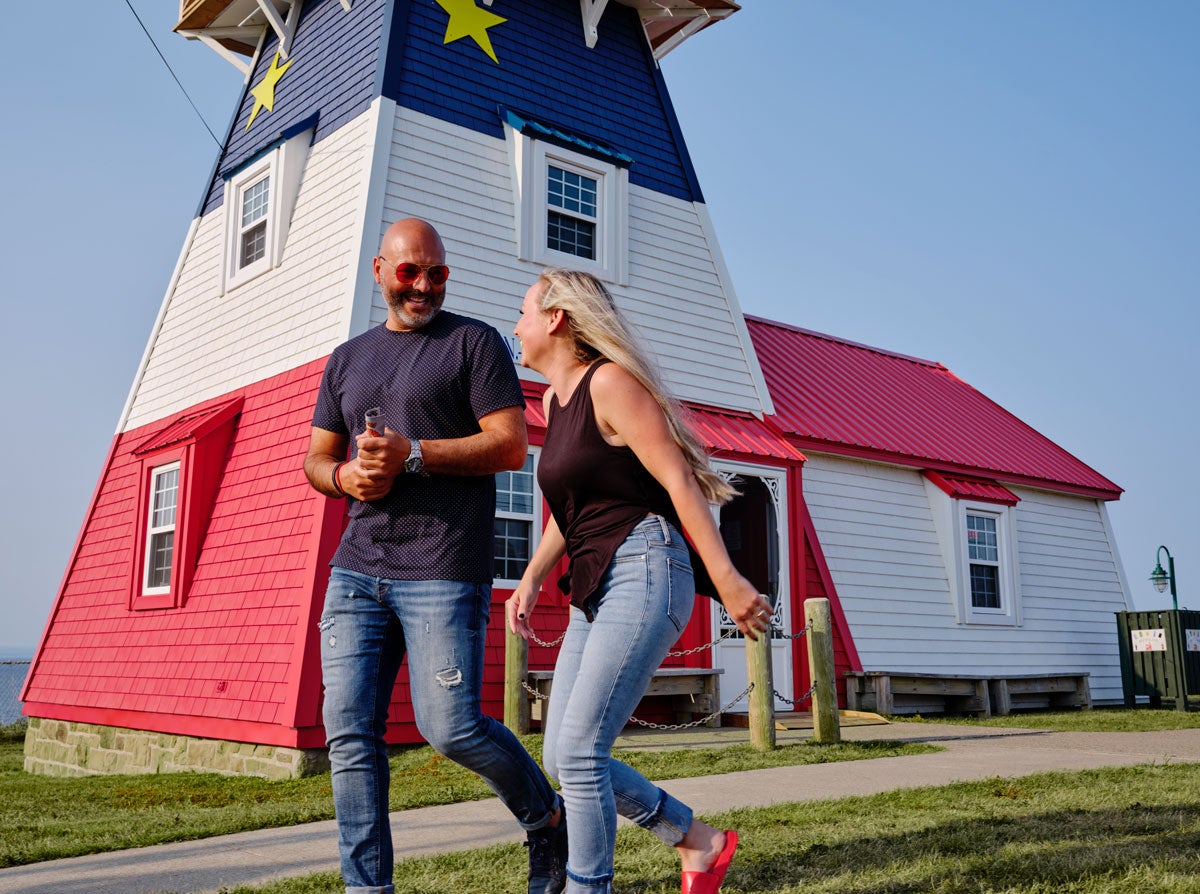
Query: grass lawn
0 726 933 868
216 763 1200 894
903 707 1200 732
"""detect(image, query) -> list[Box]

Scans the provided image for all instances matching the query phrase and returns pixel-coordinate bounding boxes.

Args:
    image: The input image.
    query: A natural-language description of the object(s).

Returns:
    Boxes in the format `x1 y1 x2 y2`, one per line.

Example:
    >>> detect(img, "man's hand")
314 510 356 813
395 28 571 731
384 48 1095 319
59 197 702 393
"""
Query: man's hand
350 427 406 500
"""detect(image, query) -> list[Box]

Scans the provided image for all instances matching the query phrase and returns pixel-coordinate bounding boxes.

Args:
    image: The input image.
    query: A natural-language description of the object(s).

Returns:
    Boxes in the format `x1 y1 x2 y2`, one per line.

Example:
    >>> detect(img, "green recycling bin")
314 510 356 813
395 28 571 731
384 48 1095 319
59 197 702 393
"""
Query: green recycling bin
1115 610 1200 711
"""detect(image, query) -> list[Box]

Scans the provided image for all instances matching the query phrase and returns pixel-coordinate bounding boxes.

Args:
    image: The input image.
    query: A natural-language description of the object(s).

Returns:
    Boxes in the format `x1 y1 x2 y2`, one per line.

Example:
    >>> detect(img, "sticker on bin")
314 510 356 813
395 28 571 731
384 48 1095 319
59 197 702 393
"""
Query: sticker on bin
1187 630 1200 652
1131 629 1167 652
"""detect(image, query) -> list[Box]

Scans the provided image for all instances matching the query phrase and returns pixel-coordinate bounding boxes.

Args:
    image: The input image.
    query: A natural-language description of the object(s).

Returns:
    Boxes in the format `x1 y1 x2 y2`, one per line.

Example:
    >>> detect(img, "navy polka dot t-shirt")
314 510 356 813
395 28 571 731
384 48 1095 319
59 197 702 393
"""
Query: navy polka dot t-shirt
312 312 524 582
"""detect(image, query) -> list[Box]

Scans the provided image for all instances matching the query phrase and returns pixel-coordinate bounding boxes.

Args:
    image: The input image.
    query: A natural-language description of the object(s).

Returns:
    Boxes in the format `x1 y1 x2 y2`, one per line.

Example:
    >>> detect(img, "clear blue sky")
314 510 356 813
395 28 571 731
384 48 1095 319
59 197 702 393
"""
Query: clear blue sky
0 2 1195 654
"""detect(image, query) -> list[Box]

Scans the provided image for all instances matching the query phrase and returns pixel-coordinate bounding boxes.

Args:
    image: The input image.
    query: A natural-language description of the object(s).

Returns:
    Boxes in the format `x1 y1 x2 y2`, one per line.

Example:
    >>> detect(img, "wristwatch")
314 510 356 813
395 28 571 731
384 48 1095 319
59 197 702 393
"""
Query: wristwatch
404 437 426 475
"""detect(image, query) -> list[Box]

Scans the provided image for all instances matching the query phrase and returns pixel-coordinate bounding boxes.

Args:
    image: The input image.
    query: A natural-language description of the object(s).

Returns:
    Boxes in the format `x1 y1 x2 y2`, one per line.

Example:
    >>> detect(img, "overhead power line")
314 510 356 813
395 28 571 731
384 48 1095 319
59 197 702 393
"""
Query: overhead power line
122 0 223 148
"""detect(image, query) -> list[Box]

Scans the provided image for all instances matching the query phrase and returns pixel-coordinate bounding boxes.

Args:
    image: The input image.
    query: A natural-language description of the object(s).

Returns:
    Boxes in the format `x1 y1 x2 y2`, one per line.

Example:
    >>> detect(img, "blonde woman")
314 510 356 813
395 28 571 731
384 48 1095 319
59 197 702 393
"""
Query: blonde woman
507 269 773 894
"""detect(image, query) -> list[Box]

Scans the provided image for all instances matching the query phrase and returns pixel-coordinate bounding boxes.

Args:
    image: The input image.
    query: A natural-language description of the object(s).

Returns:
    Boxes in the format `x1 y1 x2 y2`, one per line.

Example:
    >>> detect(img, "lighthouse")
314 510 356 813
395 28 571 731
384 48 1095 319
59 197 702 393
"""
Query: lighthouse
20 0 800 778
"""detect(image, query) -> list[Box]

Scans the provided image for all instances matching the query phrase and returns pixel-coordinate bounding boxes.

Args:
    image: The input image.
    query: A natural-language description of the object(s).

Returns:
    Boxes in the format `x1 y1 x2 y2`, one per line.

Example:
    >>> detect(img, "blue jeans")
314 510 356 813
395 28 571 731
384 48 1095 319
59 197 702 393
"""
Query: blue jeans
542 516 697 893
320 569 559 893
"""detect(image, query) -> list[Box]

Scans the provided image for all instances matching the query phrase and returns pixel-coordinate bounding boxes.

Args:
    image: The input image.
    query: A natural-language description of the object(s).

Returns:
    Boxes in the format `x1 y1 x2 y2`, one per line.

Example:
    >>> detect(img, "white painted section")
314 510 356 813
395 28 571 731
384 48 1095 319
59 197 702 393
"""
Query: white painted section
124 102 770 429
123 107 375 431
802 453 1128 703
377 106 768 415
347 97 398 340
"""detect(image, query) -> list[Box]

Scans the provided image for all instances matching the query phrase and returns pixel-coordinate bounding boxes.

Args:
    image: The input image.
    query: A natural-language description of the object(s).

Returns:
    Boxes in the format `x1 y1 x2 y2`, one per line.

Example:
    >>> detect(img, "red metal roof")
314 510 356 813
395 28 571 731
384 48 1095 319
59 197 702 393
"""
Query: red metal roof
520 379 800 463
924 471 1020 506
746 316 1122 500
684 405 804 462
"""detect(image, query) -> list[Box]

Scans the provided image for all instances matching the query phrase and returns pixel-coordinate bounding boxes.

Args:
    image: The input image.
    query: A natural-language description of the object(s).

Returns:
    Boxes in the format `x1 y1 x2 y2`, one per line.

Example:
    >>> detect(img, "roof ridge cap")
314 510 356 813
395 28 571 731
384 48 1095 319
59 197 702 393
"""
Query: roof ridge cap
744 314 945 369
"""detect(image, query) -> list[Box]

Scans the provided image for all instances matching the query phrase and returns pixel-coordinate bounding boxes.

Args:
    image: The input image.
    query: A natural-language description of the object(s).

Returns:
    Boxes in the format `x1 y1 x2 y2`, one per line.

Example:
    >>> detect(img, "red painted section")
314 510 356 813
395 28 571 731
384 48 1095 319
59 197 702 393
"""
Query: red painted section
923 470 1020 506
23 361 334 747
747 316 1122 500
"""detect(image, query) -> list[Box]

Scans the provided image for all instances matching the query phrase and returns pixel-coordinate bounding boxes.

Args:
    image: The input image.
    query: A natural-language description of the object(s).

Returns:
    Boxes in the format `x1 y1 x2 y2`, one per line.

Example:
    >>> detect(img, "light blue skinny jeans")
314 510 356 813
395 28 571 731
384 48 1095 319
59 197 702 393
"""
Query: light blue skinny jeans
542 515 697 893
319 569 559 894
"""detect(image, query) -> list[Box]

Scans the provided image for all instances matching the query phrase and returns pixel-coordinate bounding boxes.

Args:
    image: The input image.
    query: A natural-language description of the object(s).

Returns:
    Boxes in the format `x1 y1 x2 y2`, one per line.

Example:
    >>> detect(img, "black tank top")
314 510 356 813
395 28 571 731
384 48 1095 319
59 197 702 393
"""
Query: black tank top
538 360 685 615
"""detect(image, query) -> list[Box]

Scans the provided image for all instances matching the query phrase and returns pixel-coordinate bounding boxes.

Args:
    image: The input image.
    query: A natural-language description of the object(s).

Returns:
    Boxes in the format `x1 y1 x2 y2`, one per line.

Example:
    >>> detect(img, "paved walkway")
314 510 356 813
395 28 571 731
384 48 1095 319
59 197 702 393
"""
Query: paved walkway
3 720 1198 894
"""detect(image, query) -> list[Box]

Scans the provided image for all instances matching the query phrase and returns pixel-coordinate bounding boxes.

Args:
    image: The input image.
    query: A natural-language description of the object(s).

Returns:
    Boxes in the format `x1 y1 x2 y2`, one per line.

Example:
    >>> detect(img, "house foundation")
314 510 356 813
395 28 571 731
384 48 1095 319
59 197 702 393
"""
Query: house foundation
22 717 328 780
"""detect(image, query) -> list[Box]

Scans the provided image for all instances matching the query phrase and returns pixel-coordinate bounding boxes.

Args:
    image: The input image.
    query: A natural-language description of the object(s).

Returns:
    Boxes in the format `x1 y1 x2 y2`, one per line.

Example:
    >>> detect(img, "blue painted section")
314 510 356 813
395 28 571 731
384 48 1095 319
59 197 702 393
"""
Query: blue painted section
386 0 704 203
201 0 387 214
200 0 707 212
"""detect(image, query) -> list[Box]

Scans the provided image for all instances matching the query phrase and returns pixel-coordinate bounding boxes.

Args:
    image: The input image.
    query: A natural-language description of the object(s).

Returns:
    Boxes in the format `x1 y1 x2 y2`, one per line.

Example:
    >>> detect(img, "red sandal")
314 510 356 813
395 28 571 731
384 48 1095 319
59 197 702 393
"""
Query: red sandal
680 830 738 894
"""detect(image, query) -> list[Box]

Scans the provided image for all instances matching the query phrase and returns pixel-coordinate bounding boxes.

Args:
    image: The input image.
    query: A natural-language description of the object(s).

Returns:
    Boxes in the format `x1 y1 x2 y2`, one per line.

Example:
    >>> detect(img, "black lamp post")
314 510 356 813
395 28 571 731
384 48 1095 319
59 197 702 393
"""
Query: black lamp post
1149 545 1178 611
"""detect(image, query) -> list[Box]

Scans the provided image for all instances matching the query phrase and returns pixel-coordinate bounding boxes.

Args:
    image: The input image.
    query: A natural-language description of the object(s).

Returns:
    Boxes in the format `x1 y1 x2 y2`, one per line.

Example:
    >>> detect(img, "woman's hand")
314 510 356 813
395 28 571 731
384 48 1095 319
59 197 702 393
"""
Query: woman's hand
716 571 774 641
506 583 541 640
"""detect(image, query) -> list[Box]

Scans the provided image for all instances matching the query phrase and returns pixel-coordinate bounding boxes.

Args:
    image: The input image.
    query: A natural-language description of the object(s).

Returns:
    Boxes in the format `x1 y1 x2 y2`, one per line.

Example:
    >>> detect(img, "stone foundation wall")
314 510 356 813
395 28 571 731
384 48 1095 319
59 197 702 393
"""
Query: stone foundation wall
23 717 329 779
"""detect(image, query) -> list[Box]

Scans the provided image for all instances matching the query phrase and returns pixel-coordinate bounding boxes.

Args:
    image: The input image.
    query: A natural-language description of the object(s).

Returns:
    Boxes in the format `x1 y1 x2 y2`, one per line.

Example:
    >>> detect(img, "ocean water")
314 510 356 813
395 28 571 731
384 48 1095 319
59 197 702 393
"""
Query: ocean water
0 656 31 726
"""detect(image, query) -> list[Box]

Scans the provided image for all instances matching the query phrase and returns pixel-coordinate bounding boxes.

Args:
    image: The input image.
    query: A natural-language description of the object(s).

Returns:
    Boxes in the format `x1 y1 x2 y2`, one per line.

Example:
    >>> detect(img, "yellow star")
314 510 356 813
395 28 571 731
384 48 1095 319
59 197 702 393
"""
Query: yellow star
245 52 294 130
435 0 507 64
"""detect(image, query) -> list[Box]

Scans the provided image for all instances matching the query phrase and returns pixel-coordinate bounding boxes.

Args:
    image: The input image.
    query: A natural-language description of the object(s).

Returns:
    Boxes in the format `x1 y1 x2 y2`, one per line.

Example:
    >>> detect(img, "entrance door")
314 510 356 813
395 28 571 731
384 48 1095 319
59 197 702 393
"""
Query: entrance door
710 464 792 711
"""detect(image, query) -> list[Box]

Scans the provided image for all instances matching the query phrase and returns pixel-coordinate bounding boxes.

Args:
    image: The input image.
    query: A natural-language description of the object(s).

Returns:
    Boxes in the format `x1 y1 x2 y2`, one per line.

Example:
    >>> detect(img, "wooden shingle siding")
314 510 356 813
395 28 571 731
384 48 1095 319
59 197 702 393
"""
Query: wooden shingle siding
126 110 373 431
24 363 329 742
803 453 1127 702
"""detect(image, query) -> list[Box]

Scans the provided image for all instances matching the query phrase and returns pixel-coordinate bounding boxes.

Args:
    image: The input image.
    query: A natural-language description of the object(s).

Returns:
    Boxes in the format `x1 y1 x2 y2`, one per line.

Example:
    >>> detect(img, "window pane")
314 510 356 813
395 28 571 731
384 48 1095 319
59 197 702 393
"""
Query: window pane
496 456 535 513
241 177 270 226
548 166 597 217
494 519 531 580
241 222 267 267
547 211 595 259
970 563 1000 608
966 514 998 562
151 467 179 528
147 530 175 588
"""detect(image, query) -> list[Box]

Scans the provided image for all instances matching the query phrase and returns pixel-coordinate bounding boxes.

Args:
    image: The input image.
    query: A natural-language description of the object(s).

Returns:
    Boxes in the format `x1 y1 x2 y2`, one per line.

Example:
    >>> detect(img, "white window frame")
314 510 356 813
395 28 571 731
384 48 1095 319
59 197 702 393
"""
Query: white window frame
222 125 314 293
493 449 542 586
508 126 628 284
142 461 181 596
954 500 1020 626
224 152 278 290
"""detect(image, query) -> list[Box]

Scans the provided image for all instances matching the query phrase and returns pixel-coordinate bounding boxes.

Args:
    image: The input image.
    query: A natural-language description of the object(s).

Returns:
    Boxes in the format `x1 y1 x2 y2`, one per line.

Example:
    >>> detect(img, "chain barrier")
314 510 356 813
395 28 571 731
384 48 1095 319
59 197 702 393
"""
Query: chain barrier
776 621 811 641
529 619 753 655
625 683 755 731
521 680 757 731
665 625 739 657
772 683 816 708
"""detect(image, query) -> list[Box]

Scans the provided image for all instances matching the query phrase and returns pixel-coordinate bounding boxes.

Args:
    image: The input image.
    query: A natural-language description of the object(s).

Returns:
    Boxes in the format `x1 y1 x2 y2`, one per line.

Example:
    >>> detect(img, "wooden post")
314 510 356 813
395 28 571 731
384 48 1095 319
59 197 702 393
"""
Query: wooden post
805 598 841 743
504 626 530 735
746 617 776 750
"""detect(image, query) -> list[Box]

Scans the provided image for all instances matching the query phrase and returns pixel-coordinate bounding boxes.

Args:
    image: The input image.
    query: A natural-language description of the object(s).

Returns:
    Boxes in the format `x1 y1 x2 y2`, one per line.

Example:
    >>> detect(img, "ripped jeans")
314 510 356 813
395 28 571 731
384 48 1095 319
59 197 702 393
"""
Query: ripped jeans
320 569 559 894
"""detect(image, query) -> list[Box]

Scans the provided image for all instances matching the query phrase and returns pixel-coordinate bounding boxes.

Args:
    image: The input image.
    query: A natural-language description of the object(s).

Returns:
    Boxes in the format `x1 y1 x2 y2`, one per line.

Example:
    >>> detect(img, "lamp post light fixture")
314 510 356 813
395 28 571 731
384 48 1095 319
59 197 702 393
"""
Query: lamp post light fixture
1149 545 1178 612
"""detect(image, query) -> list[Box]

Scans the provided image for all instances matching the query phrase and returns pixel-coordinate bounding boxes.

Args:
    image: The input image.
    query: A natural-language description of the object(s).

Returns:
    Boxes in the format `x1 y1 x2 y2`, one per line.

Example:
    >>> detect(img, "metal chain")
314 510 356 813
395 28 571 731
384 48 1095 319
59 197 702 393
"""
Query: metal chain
521 680 758 731
625 683 755 730
664 625 740 657
777 621 811 641
772 683 816 707
529 622 808 655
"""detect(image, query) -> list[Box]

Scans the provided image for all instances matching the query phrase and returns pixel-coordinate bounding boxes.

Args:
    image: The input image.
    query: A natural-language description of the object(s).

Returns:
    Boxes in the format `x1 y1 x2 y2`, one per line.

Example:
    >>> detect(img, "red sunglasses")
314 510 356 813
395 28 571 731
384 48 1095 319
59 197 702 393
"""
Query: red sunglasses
378 257 451 286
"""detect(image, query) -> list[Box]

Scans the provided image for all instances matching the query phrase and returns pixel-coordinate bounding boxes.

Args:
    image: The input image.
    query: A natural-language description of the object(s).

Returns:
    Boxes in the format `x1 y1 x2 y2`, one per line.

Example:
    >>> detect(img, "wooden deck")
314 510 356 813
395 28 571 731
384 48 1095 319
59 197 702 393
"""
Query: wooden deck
845 671 1091 717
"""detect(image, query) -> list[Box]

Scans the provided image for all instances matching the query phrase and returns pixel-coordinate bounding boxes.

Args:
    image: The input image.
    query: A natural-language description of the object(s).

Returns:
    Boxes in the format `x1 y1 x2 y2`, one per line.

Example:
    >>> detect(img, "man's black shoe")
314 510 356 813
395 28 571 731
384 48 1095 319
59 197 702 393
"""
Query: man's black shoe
525 808 567 894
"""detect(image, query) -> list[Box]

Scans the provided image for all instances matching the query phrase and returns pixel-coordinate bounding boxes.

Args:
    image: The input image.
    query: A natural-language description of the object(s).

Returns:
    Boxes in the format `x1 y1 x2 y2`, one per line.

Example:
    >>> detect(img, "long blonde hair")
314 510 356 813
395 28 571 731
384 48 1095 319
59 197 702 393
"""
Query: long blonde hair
536 268 737 505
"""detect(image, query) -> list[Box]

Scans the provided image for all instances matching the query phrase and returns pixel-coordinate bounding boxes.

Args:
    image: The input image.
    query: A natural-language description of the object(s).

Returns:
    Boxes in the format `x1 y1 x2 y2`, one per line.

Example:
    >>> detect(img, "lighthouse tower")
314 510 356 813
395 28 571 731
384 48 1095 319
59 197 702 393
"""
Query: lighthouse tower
20 0 806 778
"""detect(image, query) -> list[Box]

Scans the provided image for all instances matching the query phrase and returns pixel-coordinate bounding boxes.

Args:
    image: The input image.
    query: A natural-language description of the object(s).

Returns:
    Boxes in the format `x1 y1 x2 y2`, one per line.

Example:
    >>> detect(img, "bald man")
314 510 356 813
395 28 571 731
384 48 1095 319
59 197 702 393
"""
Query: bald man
305 219 567 894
